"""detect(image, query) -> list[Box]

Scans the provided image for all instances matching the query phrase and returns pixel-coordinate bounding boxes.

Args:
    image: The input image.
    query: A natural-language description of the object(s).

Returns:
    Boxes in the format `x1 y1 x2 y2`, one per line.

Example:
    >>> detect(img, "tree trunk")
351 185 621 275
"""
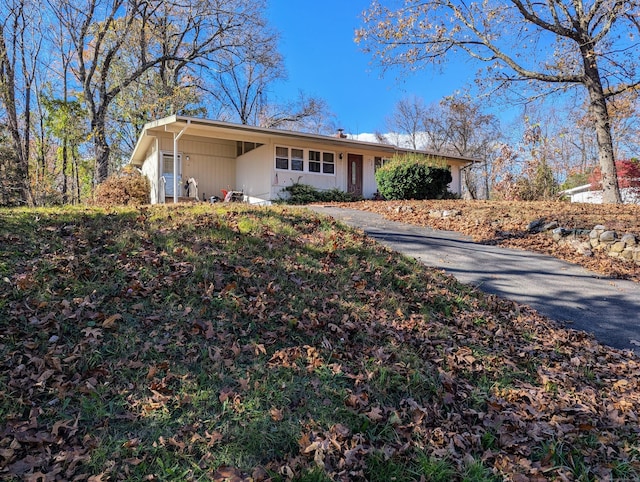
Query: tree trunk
582 46 622 204
92 115 110 184
0 25 32 206
62 141 69 204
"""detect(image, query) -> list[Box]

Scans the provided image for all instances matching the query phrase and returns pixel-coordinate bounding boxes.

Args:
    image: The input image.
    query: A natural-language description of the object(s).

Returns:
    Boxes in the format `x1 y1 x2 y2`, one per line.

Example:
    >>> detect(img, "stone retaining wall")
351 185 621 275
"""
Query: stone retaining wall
529 220 640 265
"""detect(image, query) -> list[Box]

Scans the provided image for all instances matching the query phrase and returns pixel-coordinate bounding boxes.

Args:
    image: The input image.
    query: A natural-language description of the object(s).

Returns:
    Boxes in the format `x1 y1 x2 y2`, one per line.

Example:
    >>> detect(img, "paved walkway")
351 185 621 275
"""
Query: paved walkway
308 206 640 355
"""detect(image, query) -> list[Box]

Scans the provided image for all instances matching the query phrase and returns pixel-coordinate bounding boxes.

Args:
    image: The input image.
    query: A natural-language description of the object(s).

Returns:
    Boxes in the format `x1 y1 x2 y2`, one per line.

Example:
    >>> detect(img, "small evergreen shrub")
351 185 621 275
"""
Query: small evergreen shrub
375 154 452 200
94 166 150 206
279 182 360 204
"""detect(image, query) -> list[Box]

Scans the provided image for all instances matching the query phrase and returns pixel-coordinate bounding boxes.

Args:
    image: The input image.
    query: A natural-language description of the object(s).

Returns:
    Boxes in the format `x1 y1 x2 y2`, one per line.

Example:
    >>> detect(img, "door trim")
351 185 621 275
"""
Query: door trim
347 153 363 197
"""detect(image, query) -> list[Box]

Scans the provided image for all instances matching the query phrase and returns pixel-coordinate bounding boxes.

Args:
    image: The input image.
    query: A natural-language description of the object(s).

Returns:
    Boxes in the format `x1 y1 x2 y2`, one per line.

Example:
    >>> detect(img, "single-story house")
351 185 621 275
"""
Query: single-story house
129 115 477 204
560 184 640 204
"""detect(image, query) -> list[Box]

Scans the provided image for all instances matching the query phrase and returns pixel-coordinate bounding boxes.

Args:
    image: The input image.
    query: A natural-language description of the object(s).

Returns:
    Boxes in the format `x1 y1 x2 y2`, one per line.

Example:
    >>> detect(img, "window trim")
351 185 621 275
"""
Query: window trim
274 145 337 176
275 146 289 170
374 156 391 172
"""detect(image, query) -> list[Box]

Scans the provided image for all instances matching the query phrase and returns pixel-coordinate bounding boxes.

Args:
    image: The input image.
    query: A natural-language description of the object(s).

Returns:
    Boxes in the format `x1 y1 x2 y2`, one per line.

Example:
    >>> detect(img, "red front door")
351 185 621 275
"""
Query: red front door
347 154 363 197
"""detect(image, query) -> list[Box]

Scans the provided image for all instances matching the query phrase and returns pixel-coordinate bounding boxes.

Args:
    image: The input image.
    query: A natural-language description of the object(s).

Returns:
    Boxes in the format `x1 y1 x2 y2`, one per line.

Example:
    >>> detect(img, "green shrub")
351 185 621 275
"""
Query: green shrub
94 166 150 206
279 182 360 204
375 154 452 200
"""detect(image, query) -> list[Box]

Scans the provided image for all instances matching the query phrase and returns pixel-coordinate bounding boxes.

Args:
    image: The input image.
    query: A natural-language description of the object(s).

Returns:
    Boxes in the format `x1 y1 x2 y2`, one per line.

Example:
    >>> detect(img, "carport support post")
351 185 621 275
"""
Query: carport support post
173 121 190 204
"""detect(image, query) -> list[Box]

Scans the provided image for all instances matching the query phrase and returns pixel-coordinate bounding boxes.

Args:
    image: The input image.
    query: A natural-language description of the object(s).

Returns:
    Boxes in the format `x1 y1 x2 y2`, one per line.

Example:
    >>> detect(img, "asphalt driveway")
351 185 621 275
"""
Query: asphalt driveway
308 205 640 355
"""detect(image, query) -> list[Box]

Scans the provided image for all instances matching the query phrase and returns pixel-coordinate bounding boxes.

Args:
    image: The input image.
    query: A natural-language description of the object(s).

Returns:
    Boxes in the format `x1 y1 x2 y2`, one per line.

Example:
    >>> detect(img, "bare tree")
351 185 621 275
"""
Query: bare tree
357 0 640 203
259 91 336 135
439 96 501 199
382 94 501 198
0 0 42 205
385 96 427 149
50 0 271 184
203 25 284 125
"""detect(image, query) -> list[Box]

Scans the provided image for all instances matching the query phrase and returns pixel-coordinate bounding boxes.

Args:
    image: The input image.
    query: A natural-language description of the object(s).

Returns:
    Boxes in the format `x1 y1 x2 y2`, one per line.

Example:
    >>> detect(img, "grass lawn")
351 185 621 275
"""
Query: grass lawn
1 203 639 481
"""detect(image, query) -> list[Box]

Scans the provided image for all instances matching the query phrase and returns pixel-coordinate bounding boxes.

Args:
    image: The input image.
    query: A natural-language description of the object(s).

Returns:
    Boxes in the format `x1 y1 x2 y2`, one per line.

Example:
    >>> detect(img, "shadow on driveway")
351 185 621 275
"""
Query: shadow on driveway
309 206 640 355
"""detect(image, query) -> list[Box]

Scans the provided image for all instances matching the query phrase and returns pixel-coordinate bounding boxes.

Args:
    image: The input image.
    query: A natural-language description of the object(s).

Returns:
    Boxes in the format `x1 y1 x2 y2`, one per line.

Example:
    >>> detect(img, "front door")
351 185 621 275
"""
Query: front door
347 154 363 197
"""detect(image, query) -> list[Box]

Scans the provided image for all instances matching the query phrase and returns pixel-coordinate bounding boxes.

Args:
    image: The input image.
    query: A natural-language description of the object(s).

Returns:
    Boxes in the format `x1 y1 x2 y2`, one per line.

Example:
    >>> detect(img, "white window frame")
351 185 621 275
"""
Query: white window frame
321 152 335 175
274 145 336 176
309 150 322 173
374 156 391 172
291 148 304 172
161 151 183 175
275 146 289 170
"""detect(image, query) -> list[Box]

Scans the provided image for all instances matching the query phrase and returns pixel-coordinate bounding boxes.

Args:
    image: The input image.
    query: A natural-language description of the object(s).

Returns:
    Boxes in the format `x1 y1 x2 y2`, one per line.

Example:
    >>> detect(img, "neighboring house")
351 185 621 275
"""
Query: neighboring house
560 184 640 204
129 115 477 204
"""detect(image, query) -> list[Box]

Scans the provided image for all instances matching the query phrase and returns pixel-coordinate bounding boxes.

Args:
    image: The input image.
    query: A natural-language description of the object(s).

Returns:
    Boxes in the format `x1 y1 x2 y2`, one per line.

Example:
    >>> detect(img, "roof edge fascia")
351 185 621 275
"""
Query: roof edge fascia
133 115 480 164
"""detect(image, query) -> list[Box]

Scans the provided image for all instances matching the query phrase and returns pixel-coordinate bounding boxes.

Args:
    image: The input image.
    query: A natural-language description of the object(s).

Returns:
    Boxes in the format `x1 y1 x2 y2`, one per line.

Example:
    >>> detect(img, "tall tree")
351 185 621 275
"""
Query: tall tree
382 94 501 198
51 0 271 184
0 0 42 205
437 96 501 199
385 96 427 149
41 95 88 203
204 26 284 125
357 0 640 203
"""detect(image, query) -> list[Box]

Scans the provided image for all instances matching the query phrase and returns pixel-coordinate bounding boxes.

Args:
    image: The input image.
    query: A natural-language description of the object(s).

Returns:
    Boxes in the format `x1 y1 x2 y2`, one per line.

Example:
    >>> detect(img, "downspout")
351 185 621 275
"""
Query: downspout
172 120 191 204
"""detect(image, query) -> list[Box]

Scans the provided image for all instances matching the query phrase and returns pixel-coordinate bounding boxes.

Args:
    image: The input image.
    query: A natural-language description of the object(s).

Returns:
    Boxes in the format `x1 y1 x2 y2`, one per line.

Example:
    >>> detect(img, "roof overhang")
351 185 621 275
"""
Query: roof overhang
129 115 479 166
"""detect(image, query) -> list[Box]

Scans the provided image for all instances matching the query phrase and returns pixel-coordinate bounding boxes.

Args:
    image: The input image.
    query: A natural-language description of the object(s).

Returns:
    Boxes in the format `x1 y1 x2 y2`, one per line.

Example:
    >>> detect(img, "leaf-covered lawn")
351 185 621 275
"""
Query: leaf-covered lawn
1 204 639 481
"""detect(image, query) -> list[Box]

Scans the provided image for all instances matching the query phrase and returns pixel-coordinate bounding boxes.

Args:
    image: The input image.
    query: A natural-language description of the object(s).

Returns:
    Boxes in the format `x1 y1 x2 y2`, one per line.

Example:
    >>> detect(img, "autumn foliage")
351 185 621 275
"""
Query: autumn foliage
1 204 639 480
589 159 640 192
93 166 150 206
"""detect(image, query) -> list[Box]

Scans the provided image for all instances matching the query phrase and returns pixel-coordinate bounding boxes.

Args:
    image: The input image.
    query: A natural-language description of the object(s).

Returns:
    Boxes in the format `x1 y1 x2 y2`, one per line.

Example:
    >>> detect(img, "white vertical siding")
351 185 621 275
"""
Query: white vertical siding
140 139 159 204
236 144 272 202
449 165 461 195
157 133 236 202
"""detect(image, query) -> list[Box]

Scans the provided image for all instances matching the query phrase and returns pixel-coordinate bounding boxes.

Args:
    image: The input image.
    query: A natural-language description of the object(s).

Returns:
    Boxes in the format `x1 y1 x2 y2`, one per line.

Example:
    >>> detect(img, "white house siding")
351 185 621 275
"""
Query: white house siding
140 140 159 204
156 133 236 201
236 144 272 202
570 188 640 204
450 164 462 195
267 139 343 201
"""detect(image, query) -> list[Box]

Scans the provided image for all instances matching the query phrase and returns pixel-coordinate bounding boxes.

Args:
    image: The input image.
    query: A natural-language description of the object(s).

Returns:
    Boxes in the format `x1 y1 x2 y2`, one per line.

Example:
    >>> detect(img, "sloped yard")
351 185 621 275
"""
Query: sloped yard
1 204 639 481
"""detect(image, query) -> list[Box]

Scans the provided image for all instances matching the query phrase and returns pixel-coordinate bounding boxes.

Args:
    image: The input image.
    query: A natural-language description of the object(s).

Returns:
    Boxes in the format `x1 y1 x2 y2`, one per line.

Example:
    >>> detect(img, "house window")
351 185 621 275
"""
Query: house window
275 146 289 170
322 152 335 174
275 146 335 175
309 150 321 173
374 156 390 172
237 141 263 156
291 148 304 171
162 153 182 174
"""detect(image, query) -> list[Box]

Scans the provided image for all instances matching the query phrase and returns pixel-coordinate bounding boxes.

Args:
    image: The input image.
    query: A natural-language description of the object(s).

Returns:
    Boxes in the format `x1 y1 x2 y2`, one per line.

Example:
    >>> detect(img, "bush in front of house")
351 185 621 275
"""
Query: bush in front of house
279 182 360 204
94 166 150 206
375 154 452 200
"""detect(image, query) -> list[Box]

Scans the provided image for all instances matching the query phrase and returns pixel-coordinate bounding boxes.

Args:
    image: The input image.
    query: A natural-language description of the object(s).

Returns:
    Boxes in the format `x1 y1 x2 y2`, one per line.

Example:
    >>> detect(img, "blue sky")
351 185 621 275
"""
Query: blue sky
265 0 477 136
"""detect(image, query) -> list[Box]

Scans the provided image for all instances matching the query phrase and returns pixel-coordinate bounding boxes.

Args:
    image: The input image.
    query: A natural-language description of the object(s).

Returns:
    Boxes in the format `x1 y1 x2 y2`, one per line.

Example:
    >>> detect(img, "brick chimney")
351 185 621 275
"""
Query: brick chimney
335 128 347 139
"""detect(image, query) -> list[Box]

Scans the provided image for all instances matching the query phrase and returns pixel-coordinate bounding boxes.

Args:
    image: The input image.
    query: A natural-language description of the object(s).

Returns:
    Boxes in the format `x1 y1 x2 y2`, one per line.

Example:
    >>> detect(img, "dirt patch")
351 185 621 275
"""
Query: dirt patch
332 200 640 283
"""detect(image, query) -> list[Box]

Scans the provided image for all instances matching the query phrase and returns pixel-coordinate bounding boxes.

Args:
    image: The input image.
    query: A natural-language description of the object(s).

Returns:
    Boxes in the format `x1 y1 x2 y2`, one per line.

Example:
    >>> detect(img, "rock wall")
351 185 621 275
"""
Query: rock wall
529 220 640 265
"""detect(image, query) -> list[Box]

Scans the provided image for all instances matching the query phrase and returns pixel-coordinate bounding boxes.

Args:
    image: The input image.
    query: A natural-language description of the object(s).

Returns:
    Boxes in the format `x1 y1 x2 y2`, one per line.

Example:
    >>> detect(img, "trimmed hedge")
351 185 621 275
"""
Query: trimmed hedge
375 154 452 200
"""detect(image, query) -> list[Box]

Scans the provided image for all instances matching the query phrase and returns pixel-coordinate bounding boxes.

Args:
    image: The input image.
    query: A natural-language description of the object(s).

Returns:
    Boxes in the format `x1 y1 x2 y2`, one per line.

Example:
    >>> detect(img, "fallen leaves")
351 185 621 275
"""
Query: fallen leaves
2 204 640 481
